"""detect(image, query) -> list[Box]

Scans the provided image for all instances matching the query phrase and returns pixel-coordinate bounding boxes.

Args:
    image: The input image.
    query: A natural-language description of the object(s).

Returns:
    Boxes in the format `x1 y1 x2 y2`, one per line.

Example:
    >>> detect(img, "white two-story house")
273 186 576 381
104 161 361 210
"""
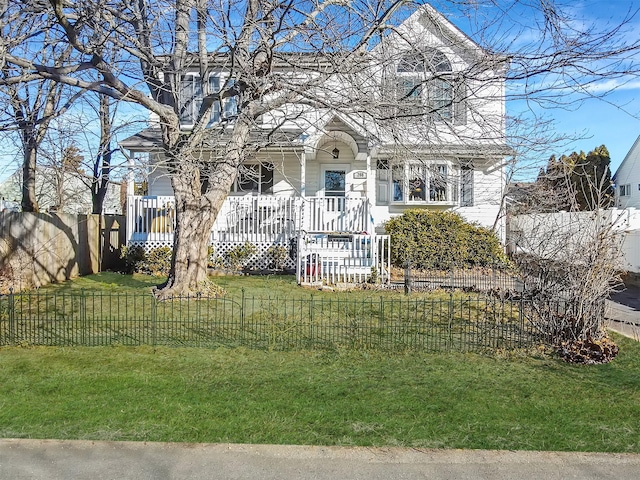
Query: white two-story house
120 4 511 282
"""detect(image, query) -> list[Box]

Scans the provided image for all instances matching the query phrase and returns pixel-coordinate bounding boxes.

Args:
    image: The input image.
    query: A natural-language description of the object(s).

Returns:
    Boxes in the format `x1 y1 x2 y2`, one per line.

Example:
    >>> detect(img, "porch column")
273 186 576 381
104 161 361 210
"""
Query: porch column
365 151 375 233
126 151 135 196
300 150 306 198
125 151 136 245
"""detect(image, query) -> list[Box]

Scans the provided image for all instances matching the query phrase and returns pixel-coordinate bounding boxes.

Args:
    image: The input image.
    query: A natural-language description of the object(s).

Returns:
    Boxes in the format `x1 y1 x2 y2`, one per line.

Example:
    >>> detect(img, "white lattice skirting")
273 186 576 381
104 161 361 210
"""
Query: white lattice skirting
129 240 295 271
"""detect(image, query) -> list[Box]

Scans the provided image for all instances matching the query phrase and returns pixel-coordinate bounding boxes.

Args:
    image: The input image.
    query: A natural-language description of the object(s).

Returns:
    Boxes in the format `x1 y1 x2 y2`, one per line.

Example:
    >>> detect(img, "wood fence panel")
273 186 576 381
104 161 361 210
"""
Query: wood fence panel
0 212 124 291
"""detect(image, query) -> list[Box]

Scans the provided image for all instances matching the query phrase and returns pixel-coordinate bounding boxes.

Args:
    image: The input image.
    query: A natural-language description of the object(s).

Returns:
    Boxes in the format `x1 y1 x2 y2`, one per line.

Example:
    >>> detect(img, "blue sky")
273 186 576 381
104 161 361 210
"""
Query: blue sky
500 0 640 176
1 0 640 184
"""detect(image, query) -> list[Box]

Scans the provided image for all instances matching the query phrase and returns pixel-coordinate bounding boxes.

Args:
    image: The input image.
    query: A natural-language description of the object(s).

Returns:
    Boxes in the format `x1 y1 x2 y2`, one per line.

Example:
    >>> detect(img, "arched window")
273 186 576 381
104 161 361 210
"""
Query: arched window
395 49 464 124
397 48 452 74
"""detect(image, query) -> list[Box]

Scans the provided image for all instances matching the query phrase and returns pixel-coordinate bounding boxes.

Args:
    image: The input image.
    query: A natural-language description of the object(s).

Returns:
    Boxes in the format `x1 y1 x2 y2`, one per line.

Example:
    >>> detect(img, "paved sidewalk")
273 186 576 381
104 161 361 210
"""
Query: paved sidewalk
2 440 640 480
607 284 640 339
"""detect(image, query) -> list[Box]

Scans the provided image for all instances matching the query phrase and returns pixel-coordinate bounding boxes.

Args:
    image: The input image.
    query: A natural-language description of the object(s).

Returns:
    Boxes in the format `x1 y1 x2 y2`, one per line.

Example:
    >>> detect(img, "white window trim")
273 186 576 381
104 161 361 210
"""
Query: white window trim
395 49 464 125
619 184 631 197
230 163 274 195
385 160 458 205
179 72 235 129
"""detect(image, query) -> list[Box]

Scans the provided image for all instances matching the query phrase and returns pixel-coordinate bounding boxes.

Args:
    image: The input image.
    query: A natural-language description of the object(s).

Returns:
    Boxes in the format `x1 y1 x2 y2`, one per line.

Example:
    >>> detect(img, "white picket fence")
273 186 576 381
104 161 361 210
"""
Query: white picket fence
297 233 391 285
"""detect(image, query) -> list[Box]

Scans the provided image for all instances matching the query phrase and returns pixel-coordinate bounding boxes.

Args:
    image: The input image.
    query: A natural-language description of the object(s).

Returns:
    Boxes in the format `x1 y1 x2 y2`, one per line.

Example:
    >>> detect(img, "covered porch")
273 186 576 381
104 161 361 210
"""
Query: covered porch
125 194 388 284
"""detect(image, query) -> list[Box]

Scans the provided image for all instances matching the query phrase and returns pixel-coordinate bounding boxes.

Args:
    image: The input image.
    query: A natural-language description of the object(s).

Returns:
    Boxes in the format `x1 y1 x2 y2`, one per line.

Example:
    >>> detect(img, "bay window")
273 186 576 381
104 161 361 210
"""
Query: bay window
378 160 473 205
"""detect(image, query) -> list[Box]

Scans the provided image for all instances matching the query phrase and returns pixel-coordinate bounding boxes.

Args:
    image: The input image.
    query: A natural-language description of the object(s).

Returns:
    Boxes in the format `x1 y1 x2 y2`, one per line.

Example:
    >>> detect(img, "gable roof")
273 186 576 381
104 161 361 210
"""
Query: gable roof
613 134 640 183
376 4 507 68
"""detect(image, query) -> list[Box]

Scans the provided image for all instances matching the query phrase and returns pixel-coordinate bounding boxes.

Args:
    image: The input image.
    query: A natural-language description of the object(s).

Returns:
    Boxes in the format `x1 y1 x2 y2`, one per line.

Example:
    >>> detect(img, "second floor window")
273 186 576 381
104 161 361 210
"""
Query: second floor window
395 48 466 124
619 184 631 197
179 73 237 127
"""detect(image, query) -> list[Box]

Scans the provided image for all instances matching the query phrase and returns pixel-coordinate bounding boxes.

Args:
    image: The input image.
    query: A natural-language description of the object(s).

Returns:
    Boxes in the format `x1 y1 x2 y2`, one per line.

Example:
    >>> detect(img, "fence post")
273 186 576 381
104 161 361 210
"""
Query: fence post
8 289 15 345
240 288 246 346
151 295 157 347
80 289 87 346
404 261 412 295
378 296 384 348
448 291 454 351
309 294 314 345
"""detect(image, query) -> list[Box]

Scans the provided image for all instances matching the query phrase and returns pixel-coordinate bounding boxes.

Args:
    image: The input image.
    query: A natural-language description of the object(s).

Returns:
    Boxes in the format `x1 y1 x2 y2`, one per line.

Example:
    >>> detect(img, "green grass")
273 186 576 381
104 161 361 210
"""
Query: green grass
5 273 533 351
41 271 457 301
1 334 639 451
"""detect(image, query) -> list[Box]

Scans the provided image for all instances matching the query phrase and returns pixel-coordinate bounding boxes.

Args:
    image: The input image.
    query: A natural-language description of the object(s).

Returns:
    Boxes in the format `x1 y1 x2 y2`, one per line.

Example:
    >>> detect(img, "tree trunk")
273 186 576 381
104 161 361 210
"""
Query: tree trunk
21 142 39 212
154 111 252 298
157 201 218 297
91 94 112 214
154 153 238 298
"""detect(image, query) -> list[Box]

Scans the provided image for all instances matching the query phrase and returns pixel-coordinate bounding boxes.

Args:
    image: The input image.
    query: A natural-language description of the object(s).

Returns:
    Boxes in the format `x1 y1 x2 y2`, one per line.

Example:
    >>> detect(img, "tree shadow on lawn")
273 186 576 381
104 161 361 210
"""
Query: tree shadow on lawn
42 272 162 292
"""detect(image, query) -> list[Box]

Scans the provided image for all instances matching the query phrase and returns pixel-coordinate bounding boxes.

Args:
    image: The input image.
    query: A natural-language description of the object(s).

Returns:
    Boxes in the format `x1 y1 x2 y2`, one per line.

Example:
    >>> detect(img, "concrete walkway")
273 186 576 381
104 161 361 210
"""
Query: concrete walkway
2 439 640 480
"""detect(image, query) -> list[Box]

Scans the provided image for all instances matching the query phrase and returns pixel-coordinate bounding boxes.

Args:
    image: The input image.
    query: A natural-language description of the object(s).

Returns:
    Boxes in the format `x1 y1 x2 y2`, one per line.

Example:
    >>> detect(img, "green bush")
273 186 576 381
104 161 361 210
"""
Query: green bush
267 245 289 270
120 245 147 274
384 210 506 269
120 245 172 276
143 246 173 276
224 242 257 270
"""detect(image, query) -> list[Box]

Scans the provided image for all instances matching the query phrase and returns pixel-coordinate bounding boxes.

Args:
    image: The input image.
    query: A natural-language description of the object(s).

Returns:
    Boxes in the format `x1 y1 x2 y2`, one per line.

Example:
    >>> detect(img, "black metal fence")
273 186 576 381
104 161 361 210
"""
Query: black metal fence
0 290 556 352
391 264 525 294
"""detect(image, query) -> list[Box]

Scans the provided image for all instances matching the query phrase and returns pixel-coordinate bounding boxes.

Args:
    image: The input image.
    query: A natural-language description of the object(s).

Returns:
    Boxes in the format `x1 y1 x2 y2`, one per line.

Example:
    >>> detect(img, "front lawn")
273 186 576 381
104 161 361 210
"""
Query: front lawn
1 335 639 451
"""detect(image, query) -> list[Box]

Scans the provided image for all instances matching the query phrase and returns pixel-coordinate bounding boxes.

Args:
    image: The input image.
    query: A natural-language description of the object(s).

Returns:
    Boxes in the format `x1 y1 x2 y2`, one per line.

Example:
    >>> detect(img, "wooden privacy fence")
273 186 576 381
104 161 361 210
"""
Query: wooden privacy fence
0 212 125 291
0 290 553 352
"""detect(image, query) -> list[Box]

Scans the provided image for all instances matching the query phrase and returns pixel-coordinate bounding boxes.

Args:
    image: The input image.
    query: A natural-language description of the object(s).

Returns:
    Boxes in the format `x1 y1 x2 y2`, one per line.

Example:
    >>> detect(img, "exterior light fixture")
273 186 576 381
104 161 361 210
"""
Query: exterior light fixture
332 146 340 158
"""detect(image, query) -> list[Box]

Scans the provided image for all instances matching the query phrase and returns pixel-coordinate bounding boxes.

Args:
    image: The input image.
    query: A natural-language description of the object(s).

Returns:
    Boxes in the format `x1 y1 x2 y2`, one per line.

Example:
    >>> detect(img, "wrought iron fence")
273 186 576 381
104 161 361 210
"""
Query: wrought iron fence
0 290 559 352
391 264 525 294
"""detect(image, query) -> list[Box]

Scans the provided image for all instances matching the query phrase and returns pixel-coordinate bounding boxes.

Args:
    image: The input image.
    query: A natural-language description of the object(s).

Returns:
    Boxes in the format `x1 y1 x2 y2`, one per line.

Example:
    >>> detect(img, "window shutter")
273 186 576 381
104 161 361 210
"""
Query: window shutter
454 78 467 125
460 163 474 206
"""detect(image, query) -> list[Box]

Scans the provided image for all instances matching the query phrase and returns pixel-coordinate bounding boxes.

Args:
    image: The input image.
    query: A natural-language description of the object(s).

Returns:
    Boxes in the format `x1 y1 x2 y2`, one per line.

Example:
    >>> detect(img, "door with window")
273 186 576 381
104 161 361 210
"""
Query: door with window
320 164 348 230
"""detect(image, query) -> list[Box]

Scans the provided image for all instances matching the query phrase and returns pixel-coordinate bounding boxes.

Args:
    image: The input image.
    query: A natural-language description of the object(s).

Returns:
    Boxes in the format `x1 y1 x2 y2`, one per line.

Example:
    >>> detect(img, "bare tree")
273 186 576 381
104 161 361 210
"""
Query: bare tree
509 167 625 363
1 1 639 297
49 92 143 214
0 6 78 211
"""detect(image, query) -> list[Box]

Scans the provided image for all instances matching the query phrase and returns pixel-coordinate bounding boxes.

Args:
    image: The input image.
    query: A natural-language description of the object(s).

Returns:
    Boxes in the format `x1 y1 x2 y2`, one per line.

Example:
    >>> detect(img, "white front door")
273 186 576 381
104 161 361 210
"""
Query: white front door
321 164 349 197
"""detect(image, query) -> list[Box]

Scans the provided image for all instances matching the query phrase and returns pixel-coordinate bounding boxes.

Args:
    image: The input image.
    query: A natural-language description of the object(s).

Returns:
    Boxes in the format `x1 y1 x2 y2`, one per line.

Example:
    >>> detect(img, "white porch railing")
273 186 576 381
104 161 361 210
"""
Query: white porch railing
297 233 391 285
213 196 301 243
302 196 371 233
127 196 177 244
127 195 373 245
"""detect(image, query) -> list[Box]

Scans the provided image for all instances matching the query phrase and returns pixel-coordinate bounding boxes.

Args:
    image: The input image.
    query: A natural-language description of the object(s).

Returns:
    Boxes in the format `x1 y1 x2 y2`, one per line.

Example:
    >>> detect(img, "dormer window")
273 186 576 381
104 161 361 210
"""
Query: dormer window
395 48 466 124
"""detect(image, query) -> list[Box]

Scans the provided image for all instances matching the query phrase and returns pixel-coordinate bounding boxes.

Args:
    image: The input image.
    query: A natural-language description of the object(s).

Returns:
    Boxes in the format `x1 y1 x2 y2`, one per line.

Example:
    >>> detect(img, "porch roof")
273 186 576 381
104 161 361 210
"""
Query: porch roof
375 142 515 159
119 127 307 152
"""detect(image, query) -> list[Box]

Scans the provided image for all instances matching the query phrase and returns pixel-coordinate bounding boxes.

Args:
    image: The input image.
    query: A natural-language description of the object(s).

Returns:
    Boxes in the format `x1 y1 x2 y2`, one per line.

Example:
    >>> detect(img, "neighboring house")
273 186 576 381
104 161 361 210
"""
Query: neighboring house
120 5 511 282
0 167 122 214
613 134 640 209
613 134 640 278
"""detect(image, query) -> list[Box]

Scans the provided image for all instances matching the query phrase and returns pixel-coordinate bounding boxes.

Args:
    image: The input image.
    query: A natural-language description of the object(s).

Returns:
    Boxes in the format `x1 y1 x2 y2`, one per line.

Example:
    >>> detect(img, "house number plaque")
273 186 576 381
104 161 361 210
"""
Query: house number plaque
353 171 367 179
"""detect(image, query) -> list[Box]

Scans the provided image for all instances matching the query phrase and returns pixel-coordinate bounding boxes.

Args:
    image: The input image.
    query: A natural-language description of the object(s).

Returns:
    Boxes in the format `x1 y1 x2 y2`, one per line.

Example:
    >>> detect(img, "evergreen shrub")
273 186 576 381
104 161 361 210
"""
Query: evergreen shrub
384 210 507 269
121 245 172 276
